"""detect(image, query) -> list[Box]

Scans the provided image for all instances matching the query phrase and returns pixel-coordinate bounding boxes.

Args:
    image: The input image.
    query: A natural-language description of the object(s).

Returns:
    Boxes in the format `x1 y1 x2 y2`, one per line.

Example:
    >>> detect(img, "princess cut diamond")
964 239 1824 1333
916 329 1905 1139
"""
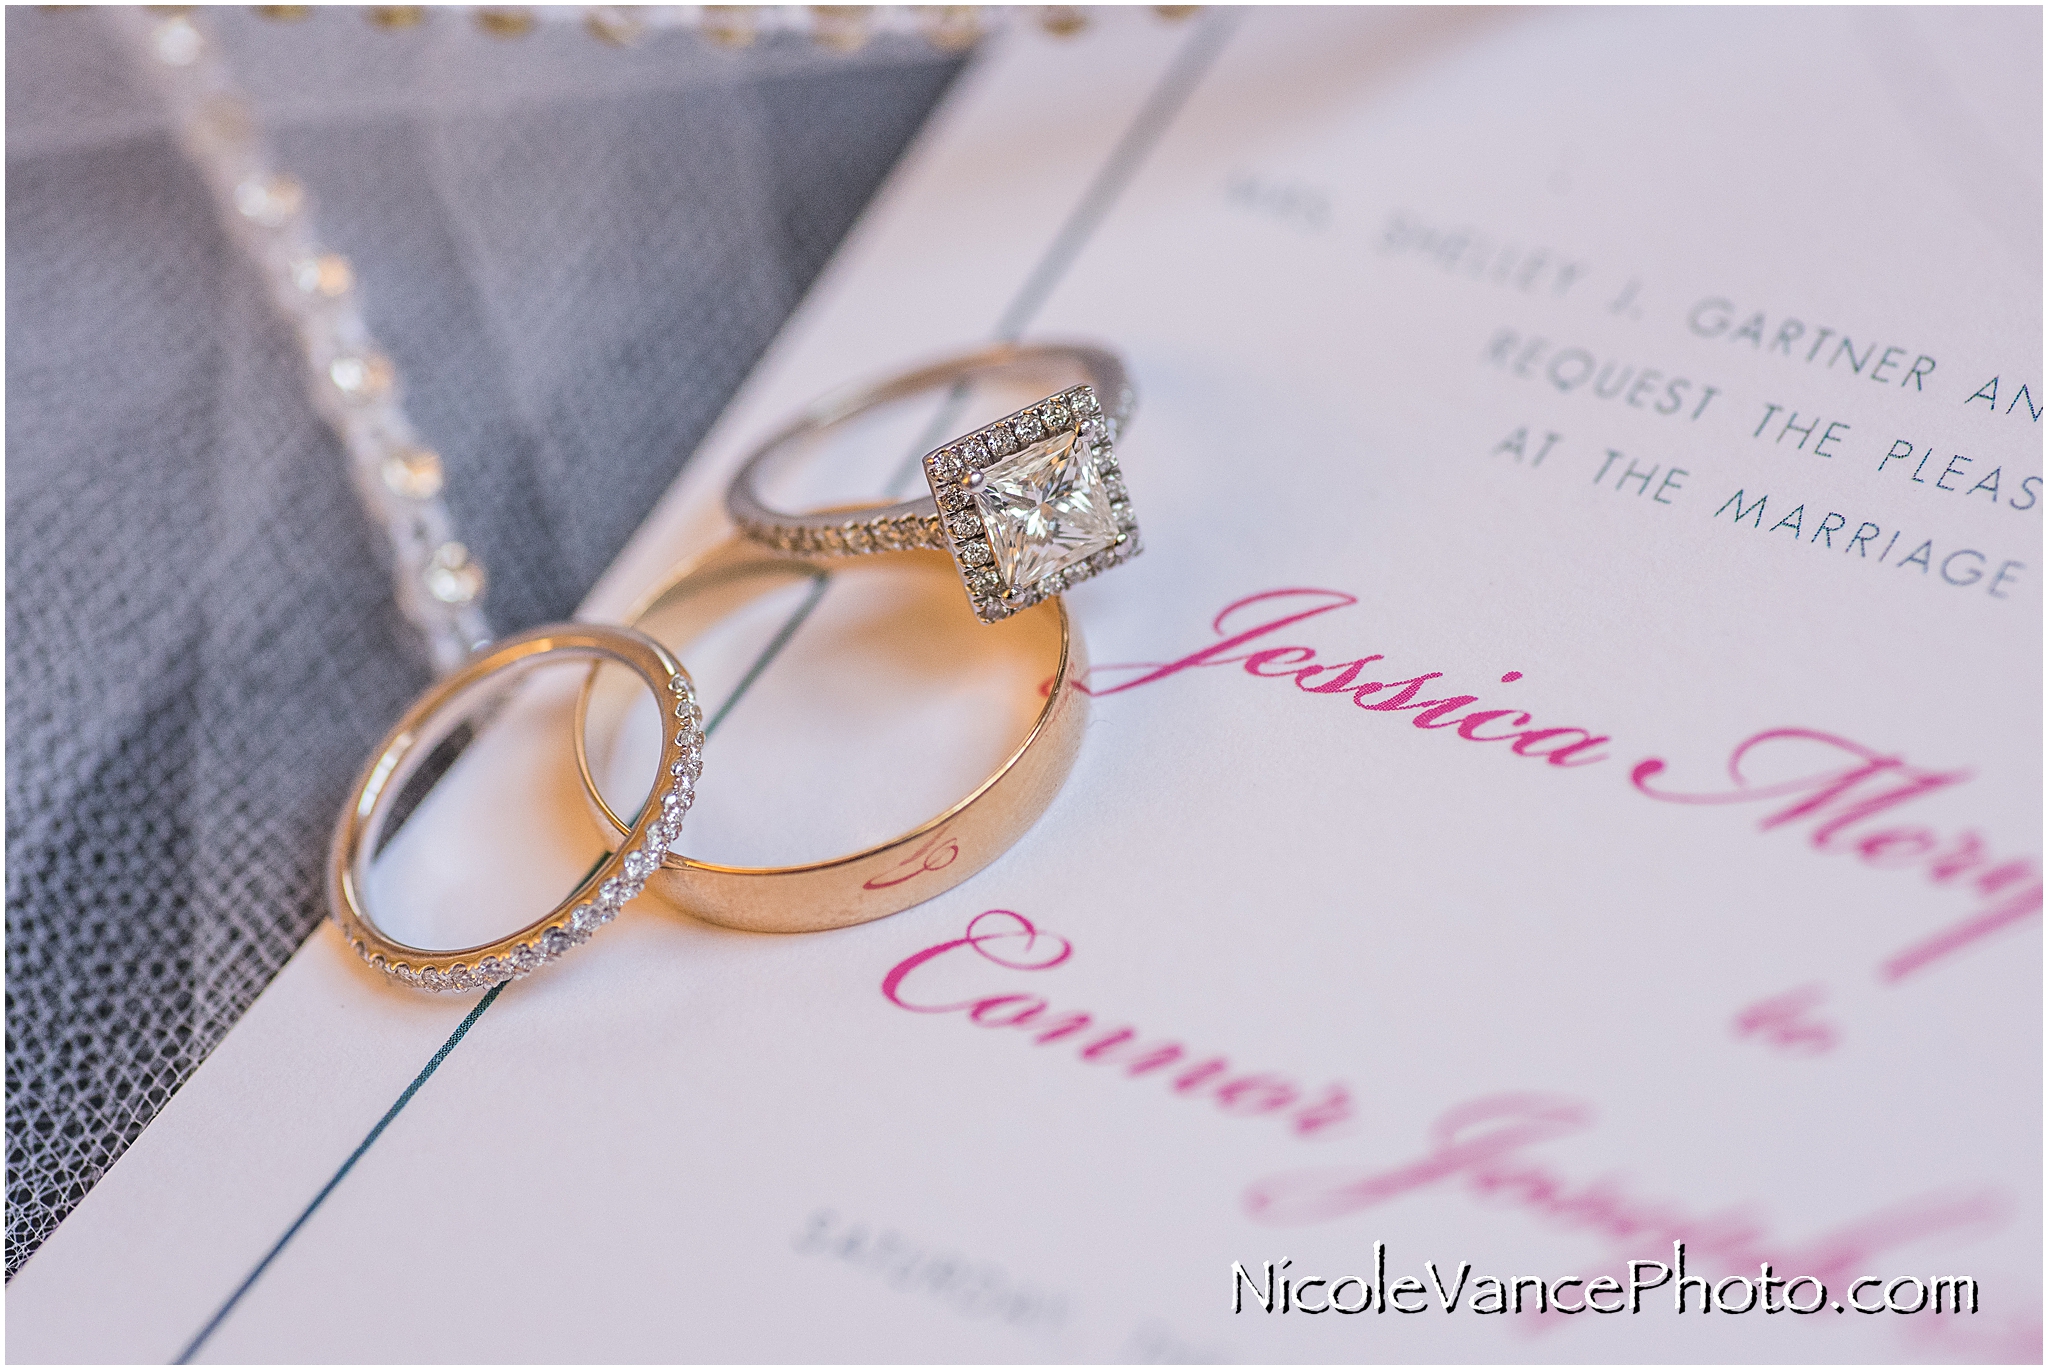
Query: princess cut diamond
915 383 1140 624
972 427 1121 591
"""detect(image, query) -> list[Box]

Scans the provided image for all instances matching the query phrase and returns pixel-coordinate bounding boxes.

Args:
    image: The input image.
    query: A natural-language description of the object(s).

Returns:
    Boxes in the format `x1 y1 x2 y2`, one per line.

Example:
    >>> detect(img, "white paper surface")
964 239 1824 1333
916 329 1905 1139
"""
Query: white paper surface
11 9 2041 1363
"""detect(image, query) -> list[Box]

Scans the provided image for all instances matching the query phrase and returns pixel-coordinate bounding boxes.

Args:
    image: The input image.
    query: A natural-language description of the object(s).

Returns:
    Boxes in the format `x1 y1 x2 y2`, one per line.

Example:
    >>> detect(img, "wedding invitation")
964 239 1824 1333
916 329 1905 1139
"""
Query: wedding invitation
11 9 2040 1362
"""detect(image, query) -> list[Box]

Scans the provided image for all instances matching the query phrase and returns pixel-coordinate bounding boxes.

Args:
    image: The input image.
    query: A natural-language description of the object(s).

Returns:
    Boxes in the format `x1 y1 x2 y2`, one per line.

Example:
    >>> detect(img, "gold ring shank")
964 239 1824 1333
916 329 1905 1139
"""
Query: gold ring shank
330 623 696 989
574 533 1086 934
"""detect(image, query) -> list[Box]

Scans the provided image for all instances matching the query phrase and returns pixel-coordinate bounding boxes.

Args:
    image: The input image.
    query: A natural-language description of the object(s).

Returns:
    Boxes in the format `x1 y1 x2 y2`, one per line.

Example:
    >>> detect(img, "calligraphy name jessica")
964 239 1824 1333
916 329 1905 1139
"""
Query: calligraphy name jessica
1077 588 1612 768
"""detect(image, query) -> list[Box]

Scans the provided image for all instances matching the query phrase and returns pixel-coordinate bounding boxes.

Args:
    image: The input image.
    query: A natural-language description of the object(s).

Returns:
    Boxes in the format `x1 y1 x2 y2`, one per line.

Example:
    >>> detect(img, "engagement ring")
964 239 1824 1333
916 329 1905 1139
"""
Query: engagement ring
726 341 1142 623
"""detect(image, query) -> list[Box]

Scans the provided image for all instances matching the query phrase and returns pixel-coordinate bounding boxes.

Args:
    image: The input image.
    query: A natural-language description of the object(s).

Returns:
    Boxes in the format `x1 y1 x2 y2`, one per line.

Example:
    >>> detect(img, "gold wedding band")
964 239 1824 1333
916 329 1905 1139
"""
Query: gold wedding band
330 623 702 991
573 531 1086 934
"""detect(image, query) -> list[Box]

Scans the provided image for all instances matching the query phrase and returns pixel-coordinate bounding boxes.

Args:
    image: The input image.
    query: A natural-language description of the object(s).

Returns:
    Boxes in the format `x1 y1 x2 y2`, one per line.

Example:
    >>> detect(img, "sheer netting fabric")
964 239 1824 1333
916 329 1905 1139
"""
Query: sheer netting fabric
5 6 960 1275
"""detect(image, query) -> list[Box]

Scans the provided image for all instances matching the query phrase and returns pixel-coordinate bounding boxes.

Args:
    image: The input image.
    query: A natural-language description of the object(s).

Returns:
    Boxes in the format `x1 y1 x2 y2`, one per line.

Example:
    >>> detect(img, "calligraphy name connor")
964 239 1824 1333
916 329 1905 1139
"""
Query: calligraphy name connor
1082 588 1611 768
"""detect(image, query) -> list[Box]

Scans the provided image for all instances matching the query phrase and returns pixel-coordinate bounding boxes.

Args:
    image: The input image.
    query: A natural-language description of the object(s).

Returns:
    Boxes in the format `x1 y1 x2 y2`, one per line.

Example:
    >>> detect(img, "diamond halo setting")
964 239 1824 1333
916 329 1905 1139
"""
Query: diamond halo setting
923 384 1141 623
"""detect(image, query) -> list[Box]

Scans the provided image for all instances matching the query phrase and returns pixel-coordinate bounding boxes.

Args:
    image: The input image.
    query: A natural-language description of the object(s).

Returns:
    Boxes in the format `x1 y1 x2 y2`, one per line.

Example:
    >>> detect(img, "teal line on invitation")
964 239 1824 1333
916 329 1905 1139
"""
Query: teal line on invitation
171 18 1234 1360
702 569 833 738
172 981 505 1364
992 9 1236 345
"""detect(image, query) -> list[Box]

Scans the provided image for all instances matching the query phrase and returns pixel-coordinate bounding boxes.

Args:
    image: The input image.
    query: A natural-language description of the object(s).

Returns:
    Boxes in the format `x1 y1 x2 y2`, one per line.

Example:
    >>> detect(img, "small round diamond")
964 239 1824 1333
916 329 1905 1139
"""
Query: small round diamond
1072 388 1101 416
475 956 505 982
1080 418 1108 446
1041 401 1072 430
447 964 473 991
420 967 447 991
624 850 659 879
948 513 982 539
540 927 570 958
598 877 628 908
958 540 992 567
927 448 964 481
1012 413 1045 443
660 787 688 811
961 438 992 469
511 944 542 975
966 569 1001 596
983 426 1017 457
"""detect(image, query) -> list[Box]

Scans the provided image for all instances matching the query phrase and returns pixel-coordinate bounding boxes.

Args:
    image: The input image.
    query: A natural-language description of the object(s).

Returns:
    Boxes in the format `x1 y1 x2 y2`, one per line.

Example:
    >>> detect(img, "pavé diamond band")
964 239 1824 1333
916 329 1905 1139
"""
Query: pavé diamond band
329 624 701 991
573 532 1087 933
726 342 1141 624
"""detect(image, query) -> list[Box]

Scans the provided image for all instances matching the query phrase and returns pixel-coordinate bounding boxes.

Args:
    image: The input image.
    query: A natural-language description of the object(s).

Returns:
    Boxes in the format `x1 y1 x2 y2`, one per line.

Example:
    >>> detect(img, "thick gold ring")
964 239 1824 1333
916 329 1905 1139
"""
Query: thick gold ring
572 531 1086 933
329 623 701 991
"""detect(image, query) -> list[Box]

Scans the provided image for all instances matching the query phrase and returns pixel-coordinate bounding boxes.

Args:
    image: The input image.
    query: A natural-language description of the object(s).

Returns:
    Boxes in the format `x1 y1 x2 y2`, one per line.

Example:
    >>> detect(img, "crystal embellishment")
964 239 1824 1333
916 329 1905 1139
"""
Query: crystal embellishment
233 174 304 228
290 252 354 298
423 542 484 605
380 446 443 499
972 429 1122 592
329 352 395 401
